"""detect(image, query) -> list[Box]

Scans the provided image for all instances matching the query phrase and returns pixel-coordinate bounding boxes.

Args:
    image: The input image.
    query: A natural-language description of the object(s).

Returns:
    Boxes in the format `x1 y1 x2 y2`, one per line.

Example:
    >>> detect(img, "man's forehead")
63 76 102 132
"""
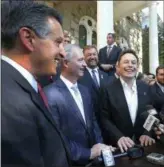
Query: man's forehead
47 17 64 38
158 69 164 73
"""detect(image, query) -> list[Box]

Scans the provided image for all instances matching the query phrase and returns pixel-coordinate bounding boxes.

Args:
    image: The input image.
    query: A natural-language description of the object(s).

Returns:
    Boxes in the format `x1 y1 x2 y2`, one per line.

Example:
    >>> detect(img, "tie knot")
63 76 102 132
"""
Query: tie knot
71 85 78 92
92 69 96 73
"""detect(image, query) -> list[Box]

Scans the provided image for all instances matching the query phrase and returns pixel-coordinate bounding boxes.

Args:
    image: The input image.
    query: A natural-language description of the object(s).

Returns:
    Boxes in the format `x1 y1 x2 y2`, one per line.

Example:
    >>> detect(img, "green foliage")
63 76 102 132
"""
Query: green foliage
142 22 164 73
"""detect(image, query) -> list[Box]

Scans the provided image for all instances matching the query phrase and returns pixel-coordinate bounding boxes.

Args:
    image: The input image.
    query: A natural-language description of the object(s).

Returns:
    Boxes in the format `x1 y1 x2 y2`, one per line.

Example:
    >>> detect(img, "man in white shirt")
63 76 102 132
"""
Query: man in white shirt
100 49 155 153
1 1 70 167
44 44 114 165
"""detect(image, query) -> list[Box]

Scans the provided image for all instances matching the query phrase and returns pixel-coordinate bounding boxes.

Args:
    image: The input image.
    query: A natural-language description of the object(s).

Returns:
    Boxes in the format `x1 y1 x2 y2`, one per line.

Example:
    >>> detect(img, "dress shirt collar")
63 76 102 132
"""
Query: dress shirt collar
1 55 38 92
86 66 99 73
115 73 119 79
60 75 78 89
107 43 115 48
156 82 164 93
120 77 137 92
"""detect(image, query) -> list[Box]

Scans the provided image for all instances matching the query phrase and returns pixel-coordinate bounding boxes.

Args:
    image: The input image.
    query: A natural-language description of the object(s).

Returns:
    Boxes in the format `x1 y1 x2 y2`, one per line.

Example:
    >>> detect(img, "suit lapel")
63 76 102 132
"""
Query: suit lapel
114 79 133 127
85 69 99 91
78 85 90 128
155 83 164 97
2 60 63 130
98 70 106 87
57 79 87 129
134 81 148 127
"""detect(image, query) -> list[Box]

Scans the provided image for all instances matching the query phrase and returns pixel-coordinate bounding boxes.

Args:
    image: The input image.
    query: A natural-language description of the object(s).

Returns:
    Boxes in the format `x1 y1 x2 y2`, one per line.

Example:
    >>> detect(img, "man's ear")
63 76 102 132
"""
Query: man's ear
63 59 69 68
19 27 35 52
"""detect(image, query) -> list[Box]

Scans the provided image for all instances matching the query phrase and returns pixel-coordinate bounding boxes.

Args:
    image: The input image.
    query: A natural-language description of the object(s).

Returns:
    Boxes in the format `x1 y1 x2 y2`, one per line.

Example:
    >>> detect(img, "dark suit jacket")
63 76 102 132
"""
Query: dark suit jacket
150 82 164 113
98 45 122 75
78 68 110 124
44 79 102 165
100 79 152 145
1 60 70 167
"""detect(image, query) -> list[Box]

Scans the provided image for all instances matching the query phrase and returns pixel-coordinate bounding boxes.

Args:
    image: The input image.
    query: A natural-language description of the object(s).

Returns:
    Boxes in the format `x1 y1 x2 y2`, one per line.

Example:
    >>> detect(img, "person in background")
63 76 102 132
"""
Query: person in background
44 44 115 165
1 1 71 167
98 33 122 76
63 30 71 45
150 65 164 113
100 49 155 152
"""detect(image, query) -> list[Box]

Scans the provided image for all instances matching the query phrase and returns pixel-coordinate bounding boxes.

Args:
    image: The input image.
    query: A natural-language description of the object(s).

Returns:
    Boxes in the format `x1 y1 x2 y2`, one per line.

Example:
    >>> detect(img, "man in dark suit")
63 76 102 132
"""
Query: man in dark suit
44 44 114 165
98 33 122 76
150 65 164 113
1 1 70 167
100 49 155 153
78 45 110 124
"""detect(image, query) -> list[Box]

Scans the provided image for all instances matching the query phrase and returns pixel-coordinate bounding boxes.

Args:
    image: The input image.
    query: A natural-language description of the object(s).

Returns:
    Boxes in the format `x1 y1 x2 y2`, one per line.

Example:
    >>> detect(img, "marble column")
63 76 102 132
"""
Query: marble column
149 2 159 74
97 1 114 50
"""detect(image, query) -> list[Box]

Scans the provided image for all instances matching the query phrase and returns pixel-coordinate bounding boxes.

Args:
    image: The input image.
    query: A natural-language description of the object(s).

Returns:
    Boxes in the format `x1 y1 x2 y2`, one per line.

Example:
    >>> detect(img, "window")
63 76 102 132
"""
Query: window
79 25 87 48
92 31 97 45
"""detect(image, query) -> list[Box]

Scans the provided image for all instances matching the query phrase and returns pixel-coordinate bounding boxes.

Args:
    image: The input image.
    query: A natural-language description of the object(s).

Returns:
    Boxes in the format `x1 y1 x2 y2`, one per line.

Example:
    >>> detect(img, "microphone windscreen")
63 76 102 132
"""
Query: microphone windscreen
140 111 149 120
146 105 154 111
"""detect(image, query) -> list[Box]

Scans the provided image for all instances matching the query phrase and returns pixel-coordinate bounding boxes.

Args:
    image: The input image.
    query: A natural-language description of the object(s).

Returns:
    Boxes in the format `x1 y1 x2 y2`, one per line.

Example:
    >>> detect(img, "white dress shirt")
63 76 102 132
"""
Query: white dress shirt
86 67 100 86
1 55 38 92
157 82 164 93
60 75 86 123
120 77 138 125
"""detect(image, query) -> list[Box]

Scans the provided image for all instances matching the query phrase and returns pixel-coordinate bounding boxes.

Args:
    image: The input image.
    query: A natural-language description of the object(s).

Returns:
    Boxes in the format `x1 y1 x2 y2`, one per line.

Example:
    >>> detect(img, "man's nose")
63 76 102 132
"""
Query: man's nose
83 60 87 67
59 44 66 58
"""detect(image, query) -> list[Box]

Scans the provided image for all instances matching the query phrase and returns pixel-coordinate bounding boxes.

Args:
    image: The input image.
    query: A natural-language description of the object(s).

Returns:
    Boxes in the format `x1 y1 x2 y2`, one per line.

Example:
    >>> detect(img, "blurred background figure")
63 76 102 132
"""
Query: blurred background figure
63 30 71 45
98 33 122 76
150 65 164 113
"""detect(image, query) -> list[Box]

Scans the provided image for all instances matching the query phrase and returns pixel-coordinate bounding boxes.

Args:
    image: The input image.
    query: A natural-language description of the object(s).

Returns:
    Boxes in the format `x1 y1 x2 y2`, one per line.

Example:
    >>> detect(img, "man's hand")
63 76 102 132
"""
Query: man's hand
139 135 155 146
100 64 113 71
117 137 135 153
154 124 164 139
90 143 115 160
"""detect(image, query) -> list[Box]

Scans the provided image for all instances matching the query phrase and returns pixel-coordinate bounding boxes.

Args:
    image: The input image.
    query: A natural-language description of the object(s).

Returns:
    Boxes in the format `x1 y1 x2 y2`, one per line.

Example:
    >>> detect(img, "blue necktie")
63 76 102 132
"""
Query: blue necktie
92 69 99 88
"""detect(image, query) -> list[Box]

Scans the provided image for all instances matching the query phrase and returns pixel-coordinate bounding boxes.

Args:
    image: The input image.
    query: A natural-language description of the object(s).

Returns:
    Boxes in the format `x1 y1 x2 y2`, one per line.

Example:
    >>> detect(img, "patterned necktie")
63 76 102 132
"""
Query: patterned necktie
91 69 99 88
37 83 49 109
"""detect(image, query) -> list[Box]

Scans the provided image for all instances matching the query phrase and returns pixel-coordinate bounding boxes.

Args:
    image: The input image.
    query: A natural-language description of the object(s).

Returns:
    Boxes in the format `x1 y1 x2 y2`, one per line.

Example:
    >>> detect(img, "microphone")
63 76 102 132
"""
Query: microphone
85 145 144 167
141 106 164 143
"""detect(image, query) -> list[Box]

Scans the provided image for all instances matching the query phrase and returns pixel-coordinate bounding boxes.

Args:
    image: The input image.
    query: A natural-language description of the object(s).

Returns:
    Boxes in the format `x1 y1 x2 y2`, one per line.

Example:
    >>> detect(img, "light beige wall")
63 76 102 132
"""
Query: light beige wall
54 1 97 44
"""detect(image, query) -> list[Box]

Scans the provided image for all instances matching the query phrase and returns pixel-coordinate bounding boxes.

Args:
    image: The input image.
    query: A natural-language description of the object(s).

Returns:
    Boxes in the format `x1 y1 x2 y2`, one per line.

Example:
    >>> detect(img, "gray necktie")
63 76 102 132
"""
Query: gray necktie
107 46 112 57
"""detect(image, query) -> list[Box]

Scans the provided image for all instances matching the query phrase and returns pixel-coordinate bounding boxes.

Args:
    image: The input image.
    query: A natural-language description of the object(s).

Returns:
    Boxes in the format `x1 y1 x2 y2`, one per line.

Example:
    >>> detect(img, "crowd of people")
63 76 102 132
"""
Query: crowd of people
1 1 164 167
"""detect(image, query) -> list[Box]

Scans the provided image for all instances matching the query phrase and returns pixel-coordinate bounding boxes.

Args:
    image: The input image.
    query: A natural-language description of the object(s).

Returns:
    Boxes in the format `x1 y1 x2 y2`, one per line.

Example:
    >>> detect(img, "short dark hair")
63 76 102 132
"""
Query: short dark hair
145 72 155 79
1 1 62 50
107 33 115 39
83 45 98 54
118 49 139 63
156 65 164 75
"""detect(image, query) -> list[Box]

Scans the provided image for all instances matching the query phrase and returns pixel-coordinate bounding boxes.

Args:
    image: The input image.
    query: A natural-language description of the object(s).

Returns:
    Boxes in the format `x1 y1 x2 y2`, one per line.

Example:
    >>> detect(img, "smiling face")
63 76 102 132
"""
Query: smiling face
29 18 64 77
118 53 138 79
84 47 98 69
156 68 164 85
66 48 86 79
